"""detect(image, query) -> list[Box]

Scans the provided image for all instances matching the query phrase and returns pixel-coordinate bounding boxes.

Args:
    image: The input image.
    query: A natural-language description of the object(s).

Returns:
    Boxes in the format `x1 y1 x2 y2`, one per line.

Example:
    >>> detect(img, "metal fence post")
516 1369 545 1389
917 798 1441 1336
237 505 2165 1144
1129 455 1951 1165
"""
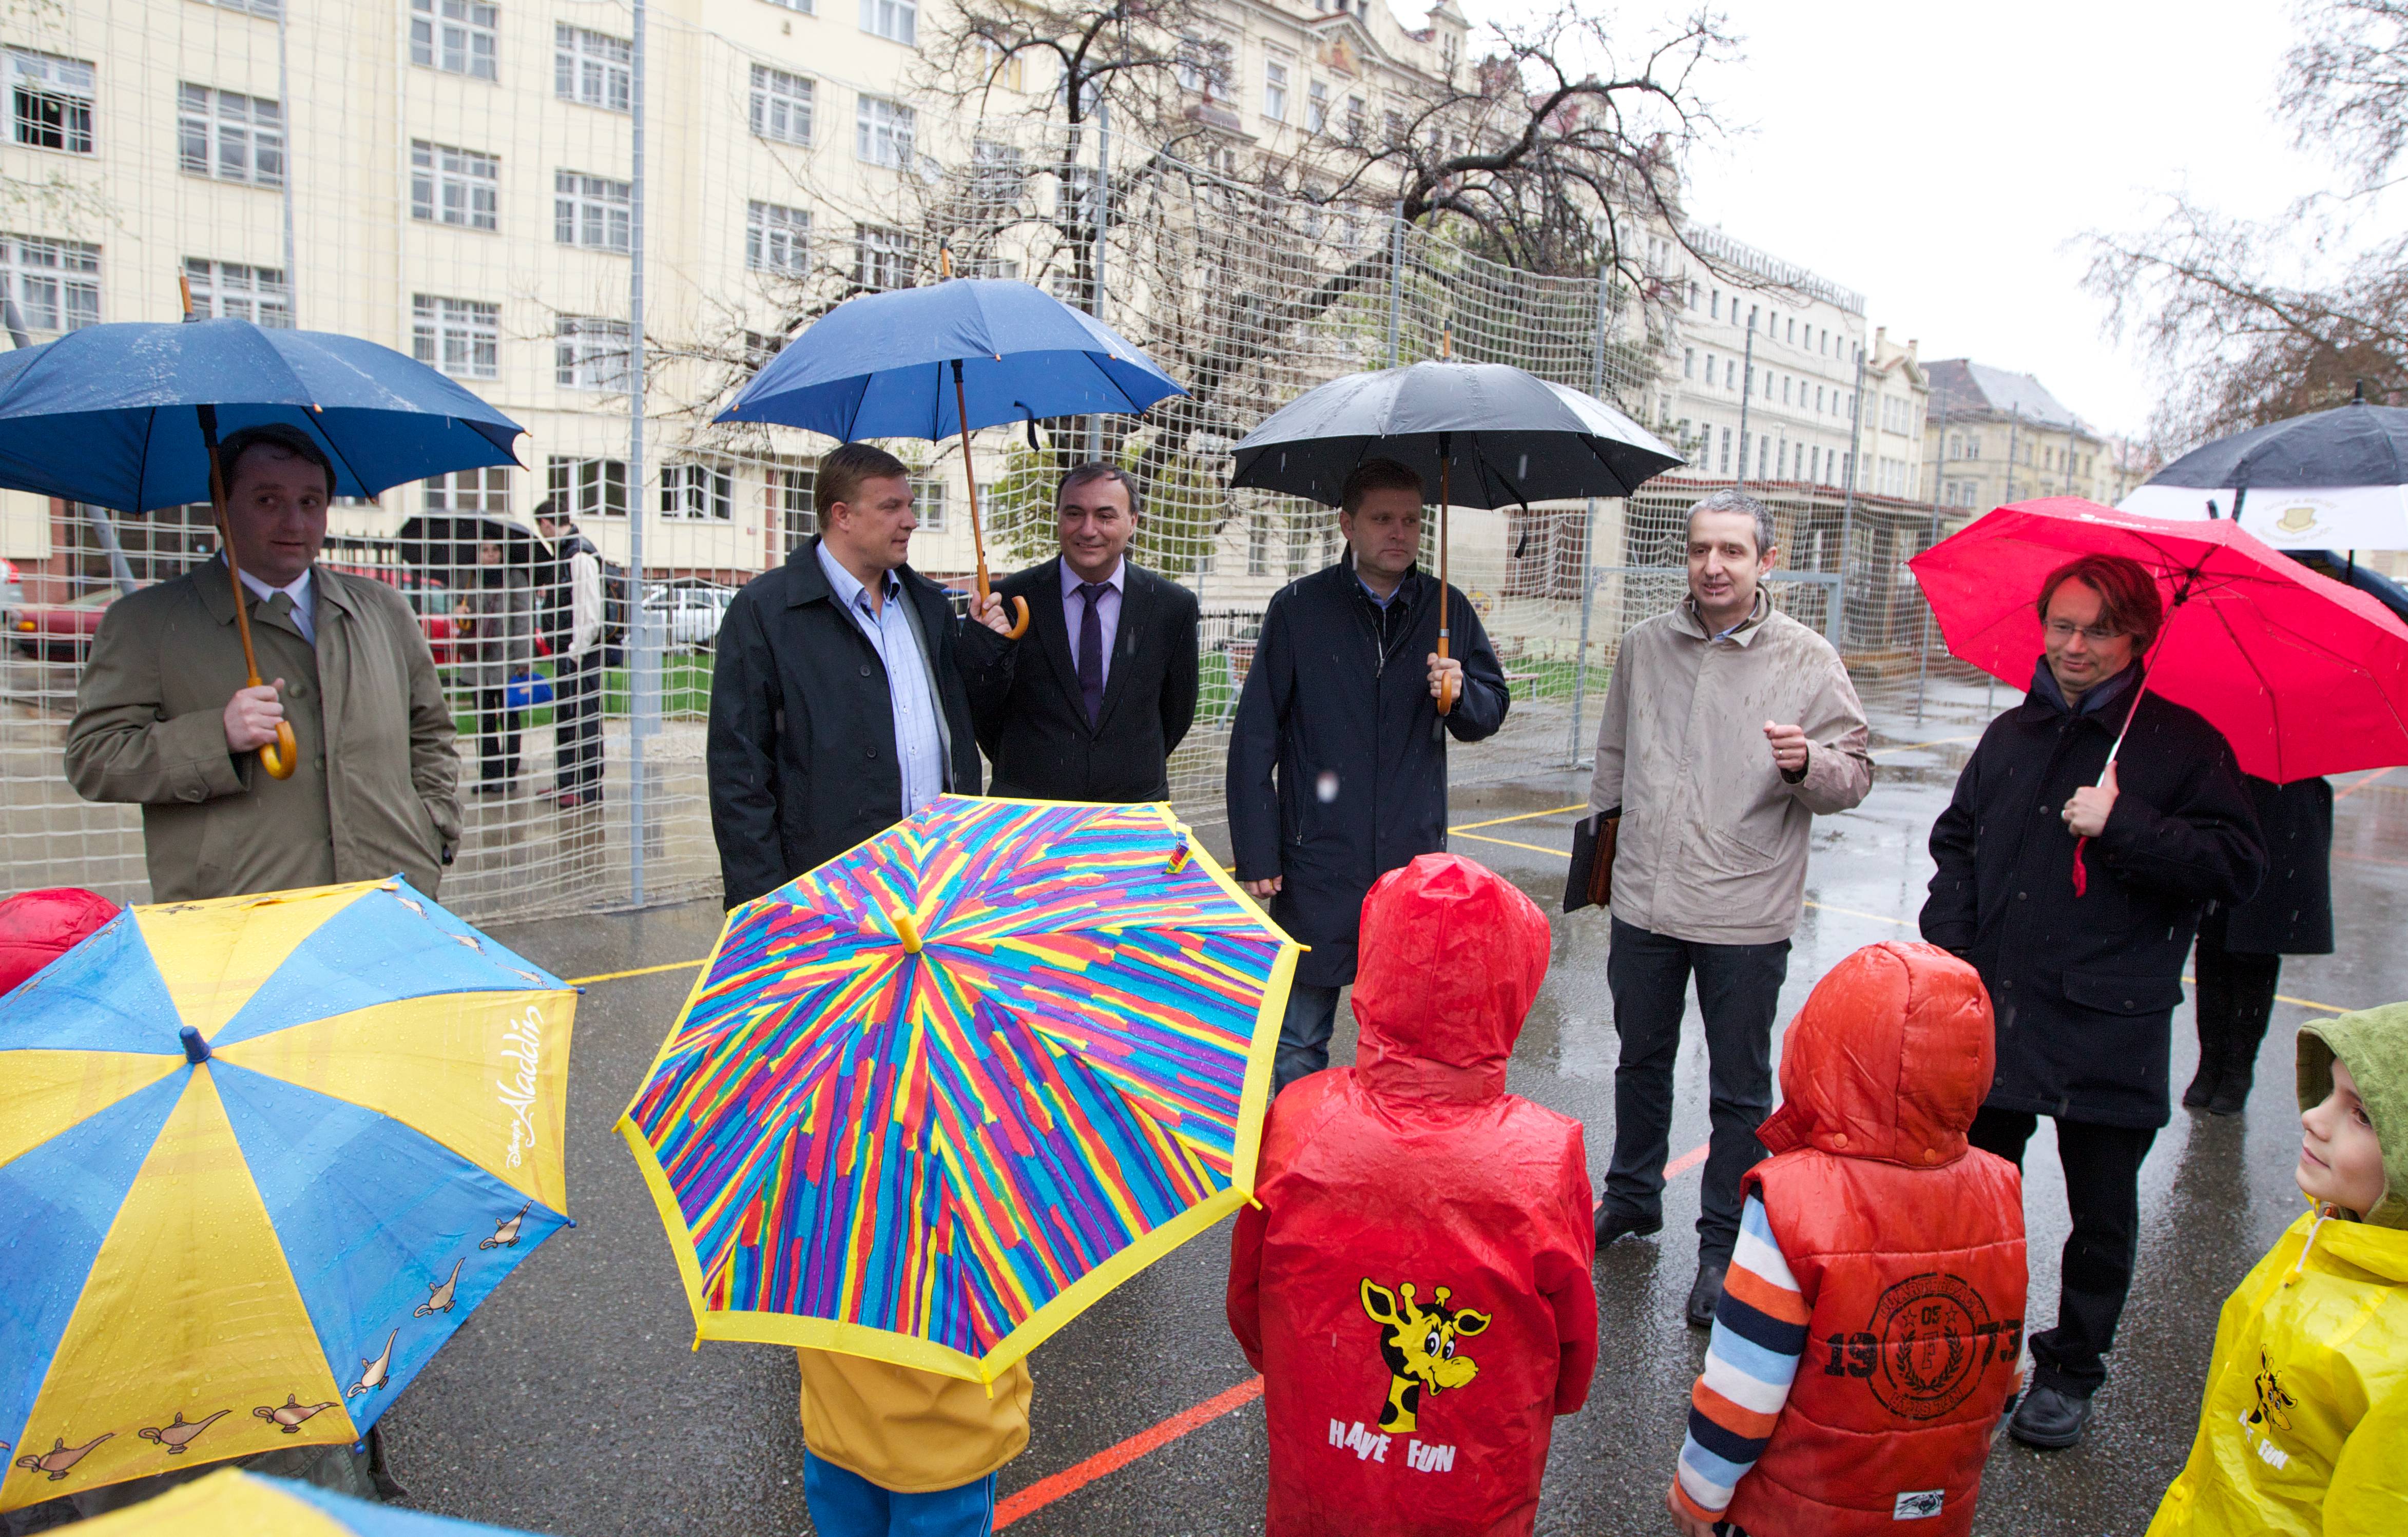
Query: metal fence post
626 0 653 906
1385 201 1405 367
1914 503 1938 724
1836 339 1865 647
1088 95 1109 460
1566 255 1612 767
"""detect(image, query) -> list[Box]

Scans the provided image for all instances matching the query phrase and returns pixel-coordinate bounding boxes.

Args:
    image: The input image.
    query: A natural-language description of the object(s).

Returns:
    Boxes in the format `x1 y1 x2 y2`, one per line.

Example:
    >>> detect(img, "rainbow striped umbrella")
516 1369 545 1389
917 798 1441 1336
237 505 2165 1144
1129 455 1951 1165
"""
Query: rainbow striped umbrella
617 796 1299 1383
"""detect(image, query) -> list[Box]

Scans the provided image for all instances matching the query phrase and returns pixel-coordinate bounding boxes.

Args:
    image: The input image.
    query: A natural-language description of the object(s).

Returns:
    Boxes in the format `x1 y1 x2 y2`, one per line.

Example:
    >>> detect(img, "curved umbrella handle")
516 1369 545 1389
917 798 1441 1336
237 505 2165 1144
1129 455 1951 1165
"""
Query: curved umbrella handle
259 721 299 781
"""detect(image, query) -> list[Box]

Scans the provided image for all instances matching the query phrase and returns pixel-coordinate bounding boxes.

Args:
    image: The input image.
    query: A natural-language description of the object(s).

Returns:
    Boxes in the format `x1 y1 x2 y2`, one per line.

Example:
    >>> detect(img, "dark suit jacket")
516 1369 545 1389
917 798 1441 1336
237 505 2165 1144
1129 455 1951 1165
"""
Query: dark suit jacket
707 538 983 906
960 557 1200 802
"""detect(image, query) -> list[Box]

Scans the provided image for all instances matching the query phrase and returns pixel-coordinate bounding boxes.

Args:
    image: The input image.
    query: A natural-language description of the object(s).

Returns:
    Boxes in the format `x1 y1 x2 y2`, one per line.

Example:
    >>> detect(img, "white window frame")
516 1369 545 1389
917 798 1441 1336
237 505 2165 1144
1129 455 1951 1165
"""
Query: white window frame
555 316 635 392
183 258 289 326
1305 79 1327 133
1262 57 1289 123
412 294 498 379
9 48 93 154
411 141 500 231
178 84 283 187
750 65 814 146
2 234 100 333
661 462 735 520
547 455 628 518
855 95 914 168
746 201 811 275
553 170 632 252
1177 34 1232 96
423 466 511 514
854 223 914 290
554 25 632 112
859 0 916 44
912 473 947 533
411 0 498 81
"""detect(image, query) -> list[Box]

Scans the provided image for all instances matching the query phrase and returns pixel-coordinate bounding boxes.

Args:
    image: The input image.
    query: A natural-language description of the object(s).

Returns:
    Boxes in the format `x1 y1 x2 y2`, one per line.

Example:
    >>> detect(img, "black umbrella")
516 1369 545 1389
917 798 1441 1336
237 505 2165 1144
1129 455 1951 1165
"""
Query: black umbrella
2121 396 2408 549
1230 360 1682 712
398 513 551 584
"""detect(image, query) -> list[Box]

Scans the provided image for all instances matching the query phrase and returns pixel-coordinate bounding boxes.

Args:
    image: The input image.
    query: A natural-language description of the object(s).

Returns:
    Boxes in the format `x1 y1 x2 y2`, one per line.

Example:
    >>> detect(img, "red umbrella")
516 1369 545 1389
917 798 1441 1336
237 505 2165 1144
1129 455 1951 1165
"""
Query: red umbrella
1911 497 2408 782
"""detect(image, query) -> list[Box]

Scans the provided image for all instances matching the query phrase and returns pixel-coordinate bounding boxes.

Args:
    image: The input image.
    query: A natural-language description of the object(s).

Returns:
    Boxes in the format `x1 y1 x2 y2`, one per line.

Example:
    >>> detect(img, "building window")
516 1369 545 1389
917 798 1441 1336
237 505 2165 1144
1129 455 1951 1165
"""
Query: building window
1384 109 1404 143
750 65 814 145
972 37 1023 92
1306 79 1327 133
746 201 811 275
2 235 100 333
763 0 814 11
554 171 632 252
548 455 627 518
743 330 786 369
555 25 632 112
860 0 915 43
183 258 288 326
912 473 947 533
969 138 1024 213
178 85 283 186
411 142 500 231
1719 426 1731 476
1345 94 1365 138
411 0 498 80
206 0 284 14
856 95 914 167
661 462 734 520
412 294 498 379
1263 59 1288 123
1177 35 1233 96
854 224 914 290
1247 514 1269 575
1724 359 1736 389
423 465 510 513
1965 434 1980 460
556 317 635 391
779 466 816 547
1683 348 1694 379
9 49 93 154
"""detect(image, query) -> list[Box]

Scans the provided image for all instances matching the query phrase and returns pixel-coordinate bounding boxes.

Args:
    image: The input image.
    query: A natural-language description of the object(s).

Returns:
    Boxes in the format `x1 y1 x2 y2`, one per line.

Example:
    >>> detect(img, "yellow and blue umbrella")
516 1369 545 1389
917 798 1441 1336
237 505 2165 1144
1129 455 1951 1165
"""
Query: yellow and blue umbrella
74 1467 549 1534
0 879 575 1513
619 797 1298 1383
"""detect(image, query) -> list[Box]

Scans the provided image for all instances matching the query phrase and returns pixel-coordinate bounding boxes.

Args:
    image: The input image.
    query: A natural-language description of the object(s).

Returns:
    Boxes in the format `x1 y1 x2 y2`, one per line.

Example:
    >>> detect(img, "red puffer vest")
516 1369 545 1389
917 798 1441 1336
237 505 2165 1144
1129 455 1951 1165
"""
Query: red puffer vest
1726 941 2027 1537
1227 854 1596 1537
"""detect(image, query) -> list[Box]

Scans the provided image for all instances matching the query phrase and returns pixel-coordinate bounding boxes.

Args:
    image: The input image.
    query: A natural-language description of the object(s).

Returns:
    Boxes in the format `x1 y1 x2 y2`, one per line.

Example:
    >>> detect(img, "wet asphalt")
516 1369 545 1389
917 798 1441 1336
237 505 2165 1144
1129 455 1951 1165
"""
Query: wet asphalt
371 740 2408 1537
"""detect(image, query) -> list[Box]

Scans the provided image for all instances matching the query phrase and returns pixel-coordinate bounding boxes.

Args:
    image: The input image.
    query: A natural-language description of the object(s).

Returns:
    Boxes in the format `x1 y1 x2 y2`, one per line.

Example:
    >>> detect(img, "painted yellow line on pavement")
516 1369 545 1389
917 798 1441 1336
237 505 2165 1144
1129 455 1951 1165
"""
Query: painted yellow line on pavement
1452 830 1576 858
1871 733 1981 757
567 958 707 987
1449 802 1590 833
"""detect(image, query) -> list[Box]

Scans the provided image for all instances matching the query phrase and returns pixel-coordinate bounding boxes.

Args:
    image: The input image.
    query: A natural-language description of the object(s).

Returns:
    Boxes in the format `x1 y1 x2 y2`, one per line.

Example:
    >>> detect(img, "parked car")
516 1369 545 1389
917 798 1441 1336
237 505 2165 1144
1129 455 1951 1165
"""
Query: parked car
10 587 124 662
643 582 735 650
331 563 460 668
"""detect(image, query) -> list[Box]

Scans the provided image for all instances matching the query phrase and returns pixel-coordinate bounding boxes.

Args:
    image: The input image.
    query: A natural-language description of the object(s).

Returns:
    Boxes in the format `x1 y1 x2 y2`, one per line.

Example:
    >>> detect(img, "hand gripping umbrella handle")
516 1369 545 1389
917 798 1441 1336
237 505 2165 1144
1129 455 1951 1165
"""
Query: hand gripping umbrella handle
198 402 298 781
952 359 1030 640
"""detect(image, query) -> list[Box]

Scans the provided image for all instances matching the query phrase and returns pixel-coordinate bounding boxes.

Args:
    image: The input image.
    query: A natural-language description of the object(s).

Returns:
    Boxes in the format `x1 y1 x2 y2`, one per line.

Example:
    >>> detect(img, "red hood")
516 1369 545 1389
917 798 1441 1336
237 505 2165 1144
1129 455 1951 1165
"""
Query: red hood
0 886 121 996
1757 941 1994 1166
1348 854 1550 1103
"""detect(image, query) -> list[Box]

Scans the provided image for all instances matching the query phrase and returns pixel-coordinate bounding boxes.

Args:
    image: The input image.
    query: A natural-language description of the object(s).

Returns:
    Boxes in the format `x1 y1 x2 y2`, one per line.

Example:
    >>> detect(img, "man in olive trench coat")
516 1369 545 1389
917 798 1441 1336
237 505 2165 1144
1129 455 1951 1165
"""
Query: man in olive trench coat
65 425 461 901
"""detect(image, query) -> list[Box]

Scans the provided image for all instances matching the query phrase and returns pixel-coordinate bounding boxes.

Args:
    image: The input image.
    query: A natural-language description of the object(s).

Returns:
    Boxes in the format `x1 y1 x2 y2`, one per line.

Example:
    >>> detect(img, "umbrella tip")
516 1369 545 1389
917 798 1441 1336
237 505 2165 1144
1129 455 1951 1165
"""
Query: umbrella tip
894 911 924 955
179 1025 211 1065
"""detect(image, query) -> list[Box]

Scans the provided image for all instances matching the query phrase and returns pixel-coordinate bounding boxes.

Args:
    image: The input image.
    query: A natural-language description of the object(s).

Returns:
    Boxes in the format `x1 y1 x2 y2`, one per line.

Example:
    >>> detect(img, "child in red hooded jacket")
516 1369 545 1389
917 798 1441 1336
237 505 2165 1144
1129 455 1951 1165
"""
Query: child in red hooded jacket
1667 941 2026 1537
1227 852 1596 1537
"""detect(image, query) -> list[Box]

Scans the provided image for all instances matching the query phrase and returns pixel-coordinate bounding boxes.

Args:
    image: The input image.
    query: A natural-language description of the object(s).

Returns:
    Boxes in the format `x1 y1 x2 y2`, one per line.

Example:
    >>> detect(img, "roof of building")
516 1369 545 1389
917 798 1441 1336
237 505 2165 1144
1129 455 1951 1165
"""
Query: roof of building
1926 359 2092 434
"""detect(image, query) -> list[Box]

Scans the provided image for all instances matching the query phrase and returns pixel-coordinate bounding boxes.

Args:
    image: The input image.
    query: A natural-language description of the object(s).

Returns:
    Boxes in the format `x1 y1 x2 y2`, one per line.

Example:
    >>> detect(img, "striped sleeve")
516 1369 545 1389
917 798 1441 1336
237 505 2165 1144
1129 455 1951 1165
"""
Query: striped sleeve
1673 1196 1809 1523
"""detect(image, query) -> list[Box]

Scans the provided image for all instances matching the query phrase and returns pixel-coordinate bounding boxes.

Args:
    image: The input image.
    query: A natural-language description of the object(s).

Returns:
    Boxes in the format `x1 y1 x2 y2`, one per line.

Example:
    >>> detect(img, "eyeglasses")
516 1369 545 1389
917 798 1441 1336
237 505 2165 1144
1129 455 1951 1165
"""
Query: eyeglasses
2043 618 2125 644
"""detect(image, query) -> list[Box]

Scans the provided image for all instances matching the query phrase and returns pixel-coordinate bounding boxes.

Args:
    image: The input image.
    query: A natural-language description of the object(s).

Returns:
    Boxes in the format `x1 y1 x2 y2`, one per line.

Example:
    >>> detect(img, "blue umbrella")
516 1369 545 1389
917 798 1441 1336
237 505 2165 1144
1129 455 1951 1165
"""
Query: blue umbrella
0 315 527 779
717 276 1184 635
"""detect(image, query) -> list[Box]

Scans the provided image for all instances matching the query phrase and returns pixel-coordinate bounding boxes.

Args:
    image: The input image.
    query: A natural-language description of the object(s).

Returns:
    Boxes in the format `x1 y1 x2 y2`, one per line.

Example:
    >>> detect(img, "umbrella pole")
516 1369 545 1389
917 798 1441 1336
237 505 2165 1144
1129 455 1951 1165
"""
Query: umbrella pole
951 359 1030 640
2070 577 2195 894
197 402 298 781
1436 432 1455 716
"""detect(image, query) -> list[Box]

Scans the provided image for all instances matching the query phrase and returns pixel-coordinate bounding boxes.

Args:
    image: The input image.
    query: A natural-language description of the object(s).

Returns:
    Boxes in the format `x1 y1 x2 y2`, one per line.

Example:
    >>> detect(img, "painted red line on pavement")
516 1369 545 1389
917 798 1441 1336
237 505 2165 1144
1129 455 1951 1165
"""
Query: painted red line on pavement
995 1375 1265 1528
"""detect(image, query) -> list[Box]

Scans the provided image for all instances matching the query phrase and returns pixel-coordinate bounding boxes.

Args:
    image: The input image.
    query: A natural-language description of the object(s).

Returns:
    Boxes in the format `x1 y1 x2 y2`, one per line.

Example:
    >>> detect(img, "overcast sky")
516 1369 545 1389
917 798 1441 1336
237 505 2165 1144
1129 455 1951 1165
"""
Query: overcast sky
1455 0 2357 438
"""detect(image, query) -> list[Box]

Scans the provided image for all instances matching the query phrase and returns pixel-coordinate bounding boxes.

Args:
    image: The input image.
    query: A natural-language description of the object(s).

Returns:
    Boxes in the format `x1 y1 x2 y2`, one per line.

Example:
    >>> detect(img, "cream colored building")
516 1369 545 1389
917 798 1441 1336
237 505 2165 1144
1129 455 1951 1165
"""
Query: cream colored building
1923 359 2112 518
0 0 1468 597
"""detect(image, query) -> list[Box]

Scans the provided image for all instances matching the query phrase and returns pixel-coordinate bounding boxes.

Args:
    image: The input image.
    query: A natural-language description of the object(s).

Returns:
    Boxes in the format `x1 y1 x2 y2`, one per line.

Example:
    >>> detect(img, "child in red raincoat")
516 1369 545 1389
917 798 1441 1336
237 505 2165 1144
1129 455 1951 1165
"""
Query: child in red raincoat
1668 941 2026 1537
1227 852 1596 1537
0 886 119 995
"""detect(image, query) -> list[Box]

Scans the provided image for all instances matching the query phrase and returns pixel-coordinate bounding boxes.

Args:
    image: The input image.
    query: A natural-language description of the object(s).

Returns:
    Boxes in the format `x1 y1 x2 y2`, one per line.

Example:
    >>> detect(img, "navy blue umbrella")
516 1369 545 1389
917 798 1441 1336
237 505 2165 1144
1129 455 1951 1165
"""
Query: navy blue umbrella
718 277 1184 635
0 316 527 779
0 318 525 510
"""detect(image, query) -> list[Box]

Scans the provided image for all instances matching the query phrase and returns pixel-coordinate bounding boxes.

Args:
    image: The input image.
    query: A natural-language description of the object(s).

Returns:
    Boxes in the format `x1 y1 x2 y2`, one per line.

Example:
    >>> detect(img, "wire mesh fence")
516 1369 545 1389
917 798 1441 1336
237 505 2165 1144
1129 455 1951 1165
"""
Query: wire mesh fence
0 2 1989 923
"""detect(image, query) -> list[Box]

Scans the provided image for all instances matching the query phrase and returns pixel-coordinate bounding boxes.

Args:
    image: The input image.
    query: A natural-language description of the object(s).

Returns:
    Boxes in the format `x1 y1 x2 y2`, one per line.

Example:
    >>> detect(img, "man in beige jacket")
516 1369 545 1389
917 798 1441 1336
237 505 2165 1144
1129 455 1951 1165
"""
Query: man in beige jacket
1587 488 1871 1327
66 424 461 902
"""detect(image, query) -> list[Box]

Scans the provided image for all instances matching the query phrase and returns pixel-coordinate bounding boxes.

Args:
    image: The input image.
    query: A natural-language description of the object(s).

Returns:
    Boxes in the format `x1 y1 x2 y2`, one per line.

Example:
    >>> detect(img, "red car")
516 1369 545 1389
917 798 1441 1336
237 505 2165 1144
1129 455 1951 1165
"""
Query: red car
9 567 458 665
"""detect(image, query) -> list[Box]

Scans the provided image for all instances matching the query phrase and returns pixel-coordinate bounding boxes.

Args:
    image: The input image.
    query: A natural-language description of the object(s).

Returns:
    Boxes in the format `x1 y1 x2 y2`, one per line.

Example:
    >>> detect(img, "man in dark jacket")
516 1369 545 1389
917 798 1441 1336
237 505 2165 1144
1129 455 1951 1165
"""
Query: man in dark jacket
960 462 1200 801
1226 458 1510 1092
535 500 608 808
707 442 1011 907
2186 775 2332 1116
1922 551 2263 1451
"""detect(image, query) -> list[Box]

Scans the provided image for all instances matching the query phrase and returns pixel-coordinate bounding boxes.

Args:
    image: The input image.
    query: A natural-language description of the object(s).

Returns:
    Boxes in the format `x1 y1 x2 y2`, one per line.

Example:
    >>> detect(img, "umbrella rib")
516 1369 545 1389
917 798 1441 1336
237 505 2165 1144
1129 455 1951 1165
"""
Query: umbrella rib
2199 592 2289 782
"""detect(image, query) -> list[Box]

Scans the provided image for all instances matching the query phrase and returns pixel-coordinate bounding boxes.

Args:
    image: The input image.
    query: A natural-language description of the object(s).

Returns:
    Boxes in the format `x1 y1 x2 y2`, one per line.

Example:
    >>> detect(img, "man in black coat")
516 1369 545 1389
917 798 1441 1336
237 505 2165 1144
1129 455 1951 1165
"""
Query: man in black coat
1226 458 1511 1092
960 462 1200 801
1922 551 2263 1451
2186 774 2332 1114
707 442 1011 907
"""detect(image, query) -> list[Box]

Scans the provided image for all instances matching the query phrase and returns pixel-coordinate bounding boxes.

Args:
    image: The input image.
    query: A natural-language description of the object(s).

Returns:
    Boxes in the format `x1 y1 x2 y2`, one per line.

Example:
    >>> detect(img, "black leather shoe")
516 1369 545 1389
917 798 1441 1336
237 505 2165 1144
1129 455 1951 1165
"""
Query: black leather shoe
1685 1262 1727 1329
1594 1206 1662 1248
2207 1070 2255 1116
2008 1384 2092 1449
2181 1062 2217 1109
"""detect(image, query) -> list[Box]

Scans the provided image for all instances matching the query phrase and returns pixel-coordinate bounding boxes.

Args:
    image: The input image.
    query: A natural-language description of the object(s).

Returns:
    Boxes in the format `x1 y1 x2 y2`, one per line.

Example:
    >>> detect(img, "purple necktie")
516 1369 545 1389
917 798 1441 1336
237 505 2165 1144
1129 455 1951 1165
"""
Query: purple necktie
1077 582 1107 726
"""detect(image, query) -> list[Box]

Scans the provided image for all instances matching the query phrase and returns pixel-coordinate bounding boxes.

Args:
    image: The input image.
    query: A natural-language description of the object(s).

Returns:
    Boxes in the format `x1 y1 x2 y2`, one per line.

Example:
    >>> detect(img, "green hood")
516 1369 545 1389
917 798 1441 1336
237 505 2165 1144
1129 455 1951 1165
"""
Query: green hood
2298 1002 2408 1229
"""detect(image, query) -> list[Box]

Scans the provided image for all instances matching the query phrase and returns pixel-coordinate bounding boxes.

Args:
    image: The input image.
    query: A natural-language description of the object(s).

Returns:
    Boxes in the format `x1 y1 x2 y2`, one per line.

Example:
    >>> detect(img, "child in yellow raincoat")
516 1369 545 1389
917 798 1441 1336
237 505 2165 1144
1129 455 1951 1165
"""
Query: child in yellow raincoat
2150 1003 2408 1535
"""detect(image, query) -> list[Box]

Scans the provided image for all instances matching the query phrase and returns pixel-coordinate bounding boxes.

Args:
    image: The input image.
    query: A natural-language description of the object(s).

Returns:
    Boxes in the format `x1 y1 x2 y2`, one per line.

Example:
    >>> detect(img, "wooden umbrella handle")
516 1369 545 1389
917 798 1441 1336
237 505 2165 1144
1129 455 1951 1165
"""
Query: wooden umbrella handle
952 360 1029 639
198 403 298 780
1435 441 1456 716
